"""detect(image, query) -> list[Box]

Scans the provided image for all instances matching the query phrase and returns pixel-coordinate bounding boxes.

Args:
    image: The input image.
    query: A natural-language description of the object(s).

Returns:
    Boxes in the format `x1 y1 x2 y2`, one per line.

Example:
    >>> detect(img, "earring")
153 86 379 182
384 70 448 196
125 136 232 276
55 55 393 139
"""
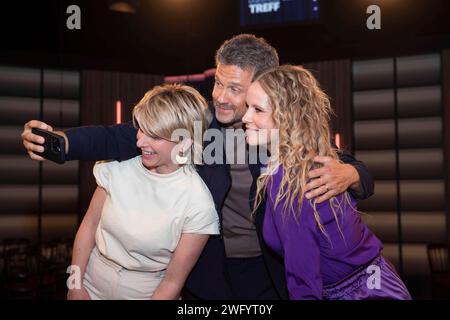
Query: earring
175 150 188 165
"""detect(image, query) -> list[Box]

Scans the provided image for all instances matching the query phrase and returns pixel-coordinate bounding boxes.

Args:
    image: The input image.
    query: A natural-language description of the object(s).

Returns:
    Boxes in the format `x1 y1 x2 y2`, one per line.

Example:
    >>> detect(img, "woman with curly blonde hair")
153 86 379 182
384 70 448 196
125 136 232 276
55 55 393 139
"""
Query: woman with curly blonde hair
242 65 411 300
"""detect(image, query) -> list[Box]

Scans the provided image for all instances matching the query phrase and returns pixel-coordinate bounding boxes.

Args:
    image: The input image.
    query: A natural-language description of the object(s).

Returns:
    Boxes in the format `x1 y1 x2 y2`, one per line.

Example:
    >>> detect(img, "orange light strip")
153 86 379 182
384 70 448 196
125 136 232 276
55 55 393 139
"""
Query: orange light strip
335 133 341 149
164 68 217 83
116 100 122 124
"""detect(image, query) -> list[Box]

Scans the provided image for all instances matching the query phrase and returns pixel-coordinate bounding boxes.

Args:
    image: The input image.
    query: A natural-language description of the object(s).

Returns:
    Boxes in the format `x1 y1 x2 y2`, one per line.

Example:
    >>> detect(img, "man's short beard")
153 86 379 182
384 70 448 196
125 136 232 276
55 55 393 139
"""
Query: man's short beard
214 102 238 126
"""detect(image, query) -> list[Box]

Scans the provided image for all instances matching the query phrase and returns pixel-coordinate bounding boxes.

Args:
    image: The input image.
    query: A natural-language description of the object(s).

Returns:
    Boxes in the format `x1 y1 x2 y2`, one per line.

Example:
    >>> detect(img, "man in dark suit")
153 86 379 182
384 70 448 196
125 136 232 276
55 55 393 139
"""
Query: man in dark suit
22 34 373 300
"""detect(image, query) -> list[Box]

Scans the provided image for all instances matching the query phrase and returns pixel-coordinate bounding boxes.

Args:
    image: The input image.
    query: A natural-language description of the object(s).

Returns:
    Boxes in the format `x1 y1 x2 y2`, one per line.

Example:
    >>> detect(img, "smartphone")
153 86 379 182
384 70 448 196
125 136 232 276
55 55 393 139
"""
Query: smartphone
31 128 66 164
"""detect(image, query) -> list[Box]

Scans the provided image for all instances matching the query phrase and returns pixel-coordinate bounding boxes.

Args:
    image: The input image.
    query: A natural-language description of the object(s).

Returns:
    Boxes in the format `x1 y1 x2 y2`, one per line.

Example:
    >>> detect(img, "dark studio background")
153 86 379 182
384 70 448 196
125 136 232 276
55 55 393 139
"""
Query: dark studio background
0 0 449 300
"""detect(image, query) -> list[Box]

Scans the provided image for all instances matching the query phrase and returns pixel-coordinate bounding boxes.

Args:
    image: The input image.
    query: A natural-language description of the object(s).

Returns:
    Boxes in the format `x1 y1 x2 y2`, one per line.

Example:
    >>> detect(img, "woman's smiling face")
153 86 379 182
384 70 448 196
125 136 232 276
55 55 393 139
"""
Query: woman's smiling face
242 81 276 146
136 129 180 174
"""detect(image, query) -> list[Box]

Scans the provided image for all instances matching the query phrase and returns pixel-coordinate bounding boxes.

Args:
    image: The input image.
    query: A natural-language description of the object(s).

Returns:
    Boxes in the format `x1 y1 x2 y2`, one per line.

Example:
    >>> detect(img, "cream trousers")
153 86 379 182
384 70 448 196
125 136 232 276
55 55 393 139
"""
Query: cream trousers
83 247 165 300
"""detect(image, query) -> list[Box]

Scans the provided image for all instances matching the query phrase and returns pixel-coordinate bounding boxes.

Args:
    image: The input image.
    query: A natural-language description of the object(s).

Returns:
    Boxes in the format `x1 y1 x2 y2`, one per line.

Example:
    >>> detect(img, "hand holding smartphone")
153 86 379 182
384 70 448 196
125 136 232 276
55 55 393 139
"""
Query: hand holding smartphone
31 128 66 164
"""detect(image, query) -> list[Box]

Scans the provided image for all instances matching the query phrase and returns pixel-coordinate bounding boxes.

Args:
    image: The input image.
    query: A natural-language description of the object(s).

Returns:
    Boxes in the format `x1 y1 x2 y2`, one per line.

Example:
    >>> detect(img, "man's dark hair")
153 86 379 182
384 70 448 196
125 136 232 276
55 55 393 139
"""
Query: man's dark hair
215 34 279 79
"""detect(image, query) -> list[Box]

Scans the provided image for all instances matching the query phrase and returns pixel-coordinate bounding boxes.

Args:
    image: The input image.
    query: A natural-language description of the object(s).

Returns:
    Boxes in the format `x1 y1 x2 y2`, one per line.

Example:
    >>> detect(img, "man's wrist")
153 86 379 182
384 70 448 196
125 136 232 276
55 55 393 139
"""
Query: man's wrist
348 164 361 191
55 130 69 154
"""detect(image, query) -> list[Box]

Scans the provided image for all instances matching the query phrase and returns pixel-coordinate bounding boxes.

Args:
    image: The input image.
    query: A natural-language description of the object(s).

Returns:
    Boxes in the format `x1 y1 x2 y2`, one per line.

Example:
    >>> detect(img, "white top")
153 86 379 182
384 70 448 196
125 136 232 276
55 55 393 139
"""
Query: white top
93 156 219 272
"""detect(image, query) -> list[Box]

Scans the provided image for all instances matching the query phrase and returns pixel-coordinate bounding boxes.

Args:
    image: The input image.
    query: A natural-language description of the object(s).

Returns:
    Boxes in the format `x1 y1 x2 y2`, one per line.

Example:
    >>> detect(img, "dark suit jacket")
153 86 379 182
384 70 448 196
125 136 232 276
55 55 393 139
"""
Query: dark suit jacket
65 103 374 299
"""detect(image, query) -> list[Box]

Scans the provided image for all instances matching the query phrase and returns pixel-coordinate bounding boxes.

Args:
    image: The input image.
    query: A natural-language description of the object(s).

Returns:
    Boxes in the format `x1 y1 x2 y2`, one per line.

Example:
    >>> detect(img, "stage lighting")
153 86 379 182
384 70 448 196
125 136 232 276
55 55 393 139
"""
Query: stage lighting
108 0 138 14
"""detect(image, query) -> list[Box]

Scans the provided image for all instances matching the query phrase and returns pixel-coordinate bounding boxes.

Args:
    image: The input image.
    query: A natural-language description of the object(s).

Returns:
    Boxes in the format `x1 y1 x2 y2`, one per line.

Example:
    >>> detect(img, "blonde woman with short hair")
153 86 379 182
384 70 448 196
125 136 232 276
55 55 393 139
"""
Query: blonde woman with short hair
242 65 411 300
68 84 219 300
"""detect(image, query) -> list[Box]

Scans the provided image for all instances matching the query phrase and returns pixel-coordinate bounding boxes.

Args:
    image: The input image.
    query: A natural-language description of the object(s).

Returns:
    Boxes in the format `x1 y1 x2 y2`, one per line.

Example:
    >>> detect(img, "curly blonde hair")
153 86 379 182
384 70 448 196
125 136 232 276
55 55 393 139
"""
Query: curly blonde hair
253 65 348 241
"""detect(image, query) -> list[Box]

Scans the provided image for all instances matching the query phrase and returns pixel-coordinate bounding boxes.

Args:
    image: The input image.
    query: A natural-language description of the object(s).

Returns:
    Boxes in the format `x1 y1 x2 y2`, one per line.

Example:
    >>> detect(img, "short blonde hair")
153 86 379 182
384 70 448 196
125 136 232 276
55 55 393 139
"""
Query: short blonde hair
132 84 209 163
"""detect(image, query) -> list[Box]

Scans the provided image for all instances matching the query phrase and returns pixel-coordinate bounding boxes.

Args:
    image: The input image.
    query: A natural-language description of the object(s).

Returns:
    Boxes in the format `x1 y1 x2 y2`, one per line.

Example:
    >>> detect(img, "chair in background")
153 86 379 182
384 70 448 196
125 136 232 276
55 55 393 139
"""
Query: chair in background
2 238 39 299
427 243 450 299
40 238 74 299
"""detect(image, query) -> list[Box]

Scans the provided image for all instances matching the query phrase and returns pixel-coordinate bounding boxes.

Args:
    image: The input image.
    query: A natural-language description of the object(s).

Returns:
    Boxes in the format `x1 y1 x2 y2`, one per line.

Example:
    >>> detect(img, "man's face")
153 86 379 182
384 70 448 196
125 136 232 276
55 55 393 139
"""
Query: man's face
212 63 254 126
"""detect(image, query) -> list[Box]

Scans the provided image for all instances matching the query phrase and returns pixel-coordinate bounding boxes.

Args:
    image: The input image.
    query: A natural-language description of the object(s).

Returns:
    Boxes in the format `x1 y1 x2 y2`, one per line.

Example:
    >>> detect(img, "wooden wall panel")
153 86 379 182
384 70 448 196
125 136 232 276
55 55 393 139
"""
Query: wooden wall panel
79 71 163 216
304 60 353 151
442 49 450 246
